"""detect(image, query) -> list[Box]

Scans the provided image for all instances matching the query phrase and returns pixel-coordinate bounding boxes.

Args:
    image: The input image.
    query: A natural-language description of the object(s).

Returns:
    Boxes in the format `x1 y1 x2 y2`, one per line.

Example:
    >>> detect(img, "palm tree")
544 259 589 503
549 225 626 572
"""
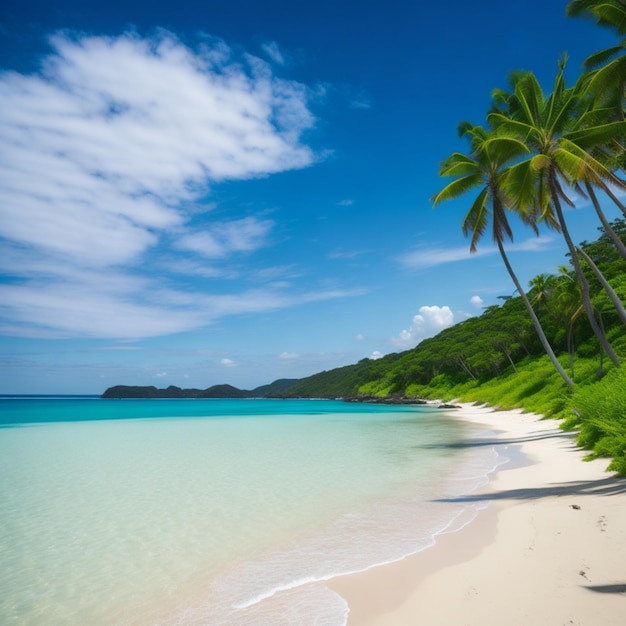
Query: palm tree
432 123 574 388
566 0 626 108
529 273 557 313
553 266 586 378
489 60 626 367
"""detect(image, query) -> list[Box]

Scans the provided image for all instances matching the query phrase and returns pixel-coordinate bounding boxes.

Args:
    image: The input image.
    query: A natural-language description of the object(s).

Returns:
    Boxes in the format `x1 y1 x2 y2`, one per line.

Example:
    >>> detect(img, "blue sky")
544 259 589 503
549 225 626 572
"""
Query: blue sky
0 1 621 394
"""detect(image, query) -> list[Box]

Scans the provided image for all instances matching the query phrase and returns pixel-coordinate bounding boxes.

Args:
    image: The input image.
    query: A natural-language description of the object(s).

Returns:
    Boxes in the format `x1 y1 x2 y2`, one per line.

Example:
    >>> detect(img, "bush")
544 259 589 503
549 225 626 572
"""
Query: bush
572 367 626 475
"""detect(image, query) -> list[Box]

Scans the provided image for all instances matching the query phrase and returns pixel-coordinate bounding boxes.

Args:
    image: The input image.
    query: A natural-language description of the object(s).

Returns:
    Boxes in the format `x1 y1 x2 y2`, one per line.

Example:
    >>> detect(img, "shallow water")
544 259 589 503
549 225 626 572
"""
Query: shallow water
0 398 504 625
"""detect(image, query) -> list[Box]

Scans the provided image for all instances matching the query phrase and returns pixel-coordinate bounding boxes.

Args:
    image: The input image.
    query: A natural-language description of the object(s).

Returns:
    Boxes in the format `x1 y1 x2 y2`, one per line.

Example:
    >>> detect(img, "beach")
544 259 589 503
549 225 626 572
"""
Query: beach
2 398 625 624
330 402 626 625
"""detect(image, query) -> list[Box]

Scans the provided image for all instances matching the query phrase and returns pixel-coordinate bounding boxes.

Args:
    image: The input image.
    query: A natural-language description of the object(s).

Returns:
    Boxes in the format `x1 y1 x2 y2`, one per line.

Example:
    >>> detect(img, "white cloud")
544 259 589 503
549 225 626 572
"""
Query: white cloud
507 236 554 252
0 31 348 339
155 371 168 377
1 32 314 264
397 245 490 270
261 41 285 65
220 358 236 368
0 271 362 339
391 305 455 348
355 334 365 341
470 295 483 308
398 236 555 270
371 350 382 359
279 352 299 359
338 199 354 206
176 217 274 258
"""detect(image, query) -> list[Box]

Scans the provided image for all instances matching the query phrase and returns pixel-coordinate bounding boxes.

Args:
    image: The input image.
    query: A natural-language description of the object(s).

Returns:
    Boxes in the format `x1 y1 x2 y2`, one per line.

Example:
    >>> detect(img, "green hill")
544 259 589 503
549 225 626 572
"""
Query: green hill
283 220 626 474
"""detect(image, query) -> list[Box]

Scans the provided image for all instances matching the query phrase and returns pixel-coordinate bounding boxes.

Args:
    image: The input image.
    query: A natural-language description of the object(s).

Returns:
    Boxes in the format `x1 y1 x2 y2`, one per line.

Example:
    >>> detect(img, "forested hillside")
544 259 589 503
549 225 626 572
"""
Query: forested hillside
286 220 625 400
286 220 626 474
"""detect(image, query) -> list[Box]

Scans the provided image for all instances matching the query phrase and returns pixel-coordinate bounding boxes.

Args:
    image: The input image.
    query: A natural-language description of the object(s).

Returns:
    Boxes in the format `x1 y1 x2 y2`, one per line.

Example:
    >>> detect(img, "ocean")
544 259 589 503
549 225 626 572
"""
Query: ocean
0 397 505 625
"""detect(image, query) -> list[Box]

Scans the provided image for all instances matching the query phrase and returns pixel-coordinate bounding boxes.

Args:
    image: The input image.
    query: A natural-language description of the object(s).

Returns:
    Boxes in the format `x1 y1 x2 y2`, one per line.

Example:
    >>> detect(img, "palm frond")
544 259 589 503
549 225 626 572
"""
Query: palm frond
584 44 625 69
461 188 490 252
432 173 483 206
504 159 539 211
530 154 552 172
512 71 544 127
479 135 531 165
488 113 535 140
567 120 626 151
491 196 515 243
438 152 480 177
567 0 626 36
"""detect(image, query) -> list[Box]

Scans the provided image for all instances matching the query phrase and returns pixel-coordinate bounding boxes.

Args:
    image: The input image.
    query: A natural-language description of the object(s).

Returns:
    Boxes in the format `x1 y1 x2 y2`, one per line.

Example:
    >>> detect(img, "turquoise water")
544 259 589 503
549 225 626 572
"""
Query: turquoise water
0 398 503 625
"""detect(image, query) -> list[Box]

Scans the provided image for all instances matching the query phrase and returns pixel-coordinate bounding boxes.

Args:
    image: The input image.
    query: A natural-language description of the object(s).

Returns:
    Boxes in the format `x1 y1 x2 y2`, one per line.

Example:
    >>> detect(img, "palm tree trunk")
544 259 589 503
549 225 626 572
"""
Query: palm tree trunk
576 245 626 325
602 183 626 219
502 347 518 373
550 187 621 368
497 239 574 388
585 183 626 261
567 324 575 379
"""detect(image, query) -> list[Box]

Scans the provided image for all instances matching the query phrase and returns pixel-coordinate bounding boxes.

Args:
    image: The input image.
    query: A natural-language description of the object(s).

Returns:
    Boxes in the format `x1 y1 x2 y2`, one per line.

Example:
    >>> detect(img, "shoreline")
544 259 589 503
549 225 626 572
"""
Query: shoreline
329 402 626 625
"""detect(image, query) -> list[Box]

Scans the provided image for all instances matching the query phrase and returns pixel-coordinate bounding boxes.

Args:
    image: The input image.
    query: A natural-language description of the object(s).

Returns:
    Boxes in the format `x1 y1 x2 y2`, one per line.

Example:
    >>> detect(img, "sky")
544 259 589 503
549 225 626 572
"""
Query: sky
0 0 621 394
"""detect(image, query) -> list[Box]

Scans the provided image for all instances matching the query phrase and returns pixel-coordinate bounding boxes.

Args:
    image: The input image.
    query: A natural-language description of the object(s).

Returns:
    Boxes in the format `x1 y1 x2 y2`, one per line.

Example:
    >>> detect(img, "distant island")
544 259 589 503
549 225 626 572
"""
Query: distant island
102 379 299 399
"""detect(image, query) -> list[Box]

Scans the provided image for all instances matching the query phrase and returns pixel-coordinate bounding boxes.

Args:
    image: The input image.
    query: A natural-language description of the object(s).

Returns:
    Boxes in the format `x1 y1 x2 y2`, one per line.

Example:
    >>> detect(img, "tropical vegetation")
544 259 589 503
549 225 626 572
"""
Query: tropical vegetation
288 3 626 474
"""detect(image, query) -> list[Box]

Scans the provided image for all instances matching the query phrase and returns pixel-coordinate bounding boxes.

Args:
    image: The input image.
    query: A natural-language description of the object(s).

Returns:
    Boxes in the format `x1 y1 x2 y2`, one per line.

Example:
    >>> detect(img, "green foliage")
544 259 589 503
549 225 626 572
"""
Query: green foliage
571 367 626 475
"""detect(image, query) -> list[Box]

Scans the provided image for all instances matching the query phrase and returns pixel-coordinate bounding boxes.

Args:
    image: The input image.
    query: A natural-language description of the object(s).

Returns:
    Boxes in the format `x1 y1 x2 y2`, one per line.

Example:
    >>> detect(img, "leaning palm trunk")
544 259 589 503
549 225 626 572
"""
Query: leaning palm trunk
603 184 626 219
577 245 626 325
497 238 574 388
585 183 626 260
551 186 621 367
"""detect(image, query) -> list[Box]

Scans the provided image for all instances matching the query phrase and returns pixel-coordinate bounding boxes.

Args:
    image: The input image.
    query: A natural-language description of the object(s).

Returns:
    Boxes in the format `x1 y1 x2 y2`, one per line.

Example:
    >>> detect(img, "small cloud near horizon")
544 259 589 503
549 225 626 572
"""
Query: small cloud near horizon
279 352 299 359
220 358 236 368
470 295 483 308
391 305 455 348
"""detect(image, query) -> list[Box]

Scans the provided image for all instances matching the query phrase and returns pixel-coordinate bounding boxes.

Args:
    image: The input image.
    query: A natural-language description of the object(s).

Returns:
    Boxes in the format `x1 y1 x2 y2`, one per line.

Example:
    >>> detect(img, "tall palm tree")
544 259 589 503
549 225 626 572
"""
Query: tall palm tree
432 123 575 388
489 60 626 367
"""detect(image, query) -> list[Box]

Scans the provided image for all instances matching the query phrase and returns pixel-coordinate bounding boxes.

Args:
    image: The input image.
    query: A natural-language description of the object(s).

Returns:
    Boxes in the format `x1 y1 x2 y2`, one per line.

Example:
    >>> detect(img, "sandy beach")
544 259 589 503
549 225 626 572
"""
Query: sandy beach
330 402 626 625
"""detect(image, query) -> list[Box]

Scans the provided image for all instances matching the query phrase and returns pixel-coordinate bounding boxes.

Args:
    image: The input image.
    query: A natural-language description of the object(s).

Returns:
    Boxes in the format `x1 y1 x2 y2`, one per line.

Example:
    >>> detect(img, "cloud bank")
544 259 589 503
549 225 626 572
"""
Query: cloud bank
0 31 349 339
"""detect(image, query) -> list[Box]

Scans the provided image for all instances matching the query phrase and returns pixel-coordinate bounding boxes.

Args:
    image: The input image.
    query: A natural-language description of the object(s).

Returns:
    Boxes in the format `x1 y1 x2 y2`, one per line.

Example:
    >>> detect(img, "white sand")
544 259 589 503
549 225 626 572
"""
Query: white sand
330 403 626 625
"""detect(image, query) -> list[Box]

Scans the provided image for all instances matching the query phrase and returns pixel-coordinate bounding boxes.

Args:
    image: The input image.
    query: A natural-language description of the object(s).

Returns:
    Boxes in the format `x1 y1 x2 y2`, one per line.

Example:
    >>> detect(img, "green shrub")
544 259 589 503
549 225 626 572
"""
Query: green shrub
572 367 626 475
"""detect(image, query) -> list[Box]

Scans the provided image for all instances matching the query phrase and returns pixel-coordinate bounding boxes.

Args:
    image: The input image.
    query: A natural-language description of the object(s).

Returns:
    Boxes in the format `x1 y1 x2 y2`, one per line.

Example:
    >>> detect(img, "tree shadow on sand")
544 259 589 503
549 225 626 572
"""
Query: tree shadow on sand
583 583 626 594
418 429 576 451
434 476 626 503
